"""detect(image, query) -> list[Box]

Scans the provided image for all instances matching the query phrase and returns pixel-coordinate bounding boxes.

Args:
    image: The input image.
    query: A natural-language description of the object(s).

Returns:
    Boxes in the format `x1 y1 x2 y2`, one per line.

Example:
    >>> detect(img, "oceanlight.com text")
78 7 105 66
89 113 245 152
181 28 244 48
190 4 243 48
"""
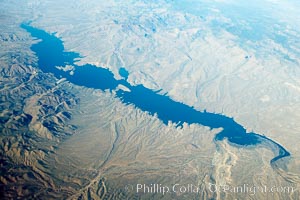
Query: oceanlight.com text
125 183 296 196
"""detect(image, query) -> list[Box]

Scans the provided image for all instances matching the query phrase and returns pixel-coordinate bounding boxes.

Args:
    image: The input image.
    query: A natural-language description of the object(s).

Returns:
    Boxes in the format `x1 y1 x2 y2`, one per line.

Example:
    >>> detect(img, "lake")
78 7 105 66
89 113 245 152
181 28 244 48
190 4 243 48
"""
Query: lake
21 23 290 165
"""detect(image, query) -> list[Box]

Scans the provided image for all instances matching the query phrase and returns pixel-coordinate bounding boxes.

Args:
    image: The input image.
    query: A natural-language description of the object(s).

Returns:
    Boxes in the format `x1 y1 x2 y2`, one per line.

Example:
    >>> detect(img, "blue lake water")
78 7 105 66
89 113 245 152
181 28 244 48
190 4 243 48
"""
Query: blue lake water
21 23 290 165
119 67 129 80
